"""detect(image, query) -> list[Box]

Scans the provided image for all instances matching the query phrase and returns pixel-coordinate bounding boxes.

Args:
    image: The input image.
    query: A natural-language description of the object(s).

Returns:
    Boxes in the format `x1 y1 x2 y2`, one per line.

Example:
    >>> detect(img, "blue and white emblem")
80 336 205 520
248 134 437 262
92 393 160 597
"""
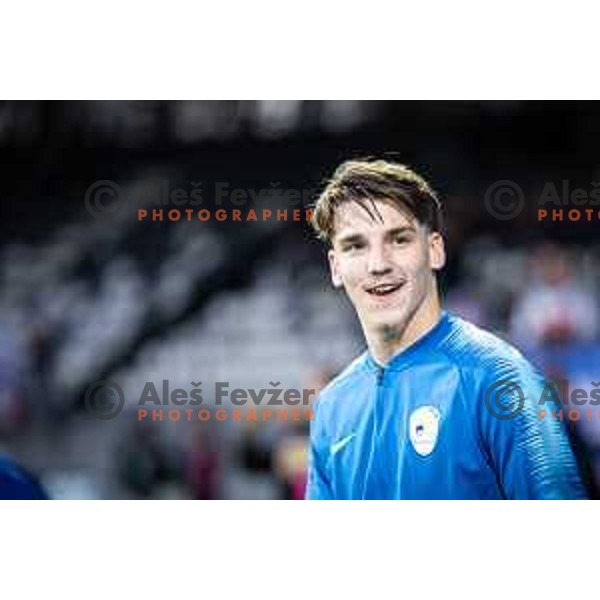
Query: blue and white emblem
409 405 441 457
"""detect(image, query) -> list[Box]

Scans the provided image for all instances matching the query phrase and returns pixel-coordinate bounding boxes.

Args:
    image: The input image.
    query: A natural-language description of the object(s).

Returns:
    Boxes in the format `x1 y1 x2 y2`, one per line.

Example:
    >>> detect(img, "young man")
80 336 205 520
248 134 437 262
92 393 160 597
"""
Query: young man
305 159 586 499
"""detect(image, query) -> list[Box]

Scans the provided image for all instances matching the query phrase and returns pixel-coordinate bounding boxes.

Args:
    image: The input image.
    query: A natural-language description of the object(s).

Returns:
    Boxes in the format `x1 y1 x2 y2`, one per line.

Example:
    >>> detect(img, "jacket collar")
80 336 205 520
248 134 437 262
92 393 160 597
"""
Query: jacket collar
365 310 451 373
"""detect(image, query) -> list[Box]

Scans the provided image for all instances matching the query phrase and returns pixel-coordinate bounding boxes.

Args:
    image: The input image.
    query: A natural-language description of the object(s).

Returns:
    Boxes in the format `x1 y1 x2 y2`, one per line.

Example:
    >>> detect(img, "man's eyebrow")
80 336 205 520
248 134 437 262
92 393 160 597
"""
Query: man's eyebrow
336 225 417 244
385 225 416 236
336 232 365 245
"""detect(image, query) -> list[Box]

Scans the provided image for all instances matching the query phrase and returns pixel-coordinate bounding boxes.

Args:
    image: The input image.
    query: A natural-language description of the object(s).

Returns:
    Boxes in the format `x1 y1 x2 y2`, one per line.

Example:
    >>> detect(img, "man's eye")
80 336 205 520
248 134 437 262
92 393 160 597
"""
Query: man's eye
342 242 364 252
393 236 410 246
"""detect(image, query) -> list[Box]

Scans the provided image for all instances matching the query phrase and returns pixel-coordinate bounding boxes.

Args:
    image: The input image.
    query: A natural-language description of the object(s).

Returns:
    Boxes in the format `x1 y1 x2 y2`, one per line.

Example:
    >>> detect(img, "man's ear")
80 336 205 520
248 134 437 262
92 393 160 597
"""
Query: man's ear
328 248 344 288
429 232 446 271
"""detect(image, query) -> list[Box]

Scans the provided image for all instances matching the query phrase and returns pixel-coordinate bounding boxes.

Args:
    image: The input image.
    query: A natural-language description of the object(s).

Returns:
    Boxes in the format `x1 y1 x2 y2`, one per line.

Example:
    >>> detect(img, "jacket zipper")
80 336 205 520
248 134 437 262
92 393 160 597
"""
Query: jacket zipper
363 364 386 498
376 365 385 387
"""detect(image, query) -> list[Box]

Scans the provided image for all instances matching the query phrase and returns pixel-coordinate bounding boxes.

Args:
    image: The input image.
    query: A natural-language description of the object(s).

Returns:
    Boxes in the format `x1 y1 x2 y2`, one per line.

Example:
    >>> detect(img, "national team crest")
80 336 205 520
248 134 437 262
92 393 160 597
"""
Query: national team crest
409 405 441 457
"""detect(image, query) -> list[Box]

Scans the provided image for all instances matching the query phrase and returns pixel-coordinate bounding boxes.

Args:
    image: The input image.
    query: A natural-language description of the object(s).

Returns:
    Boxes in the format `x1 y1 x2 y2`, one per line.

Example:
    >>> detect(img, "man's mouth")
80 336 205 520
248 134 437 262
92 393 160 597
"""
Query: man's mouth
365 282 405 297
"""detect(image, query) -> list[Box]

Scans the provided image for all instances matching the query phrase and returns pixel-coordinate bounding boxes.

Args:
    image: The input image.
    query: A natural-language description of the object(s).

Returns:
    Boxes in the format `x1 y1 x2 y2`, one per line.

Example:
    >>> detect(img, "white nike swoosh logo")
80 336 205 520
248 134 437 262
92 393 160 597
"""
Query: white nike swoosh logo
330 433 356 455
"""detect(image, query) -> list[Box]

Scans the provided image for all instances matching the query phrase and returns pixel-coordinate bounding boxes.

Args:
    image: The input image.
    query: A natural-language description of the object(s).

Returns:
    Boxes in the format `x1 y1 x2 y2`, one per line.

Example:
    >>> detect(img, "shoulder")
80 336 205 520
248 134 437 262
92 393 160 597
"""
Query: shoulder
439 316 550 432
437 315 546 409
439 314 537 379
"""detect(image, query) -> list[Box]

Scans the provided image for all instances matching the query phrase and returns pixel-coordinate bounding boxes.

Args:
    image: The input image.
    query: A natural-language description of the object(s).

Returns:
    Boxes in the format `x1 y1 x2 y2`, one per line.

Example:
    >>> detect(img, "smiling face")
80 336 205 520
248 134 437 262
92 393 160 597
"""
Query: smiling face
328 197 446 345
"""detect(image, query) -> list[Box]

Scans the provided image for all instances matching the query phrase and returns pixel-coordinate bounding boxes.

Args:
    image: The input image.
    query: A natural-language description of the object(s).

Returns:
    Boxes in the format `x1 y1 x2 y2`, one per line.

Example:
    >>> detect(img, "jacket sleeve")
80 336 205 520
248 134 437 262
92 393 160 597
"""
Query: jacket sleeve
305 398 334 500
478 362 587 499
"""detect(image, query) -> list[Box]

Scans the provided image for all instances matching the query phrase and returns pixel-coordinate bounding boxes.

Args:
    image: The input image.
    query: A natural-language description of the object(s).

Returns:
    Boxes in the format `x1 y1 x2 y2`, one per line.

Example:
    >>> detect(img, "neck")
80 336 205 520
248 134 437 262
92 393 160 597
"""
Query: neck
366 291 442 367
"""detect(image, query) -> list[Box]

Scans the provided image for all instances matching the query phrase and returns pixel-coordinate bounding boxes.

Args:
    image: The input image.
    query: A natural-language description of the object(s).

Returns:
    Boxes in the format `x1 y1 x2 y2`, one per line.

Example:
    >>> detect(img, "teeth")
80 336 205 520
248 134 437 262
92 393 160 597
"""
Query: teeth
369 284 400 295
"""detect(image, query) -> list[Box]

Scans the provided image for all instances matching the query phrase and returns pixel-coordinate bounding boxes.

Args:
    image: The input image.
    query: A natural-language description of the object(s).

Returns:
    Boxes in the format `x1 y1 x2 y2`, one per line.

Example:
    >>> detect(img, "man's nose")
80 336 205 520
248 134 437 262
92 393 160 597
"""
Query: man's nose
367 244 393 275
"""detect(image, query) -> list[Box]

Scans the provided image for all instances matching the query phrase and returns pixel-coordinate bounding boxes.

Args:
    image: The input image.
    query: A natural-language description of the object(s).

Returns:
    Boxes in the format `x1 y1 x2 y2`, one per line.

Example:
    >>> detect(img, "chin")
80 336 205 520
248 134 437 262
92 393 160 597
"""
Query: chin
367 310 410 336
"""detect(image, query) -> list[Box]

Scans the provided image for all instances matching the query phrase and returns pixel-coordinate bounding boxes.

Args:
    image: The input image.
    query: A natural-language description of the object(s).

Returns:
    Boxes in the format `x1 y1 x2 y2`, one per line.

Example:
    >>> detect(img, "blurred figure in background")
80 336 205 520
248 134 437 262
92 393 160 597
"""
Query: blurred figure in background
274 428 309 500
510 243 600 496
510 243 598 349
186 428 220 500
27 322 56 426
238 421 273 474
115 420 181 499
0 324 29 436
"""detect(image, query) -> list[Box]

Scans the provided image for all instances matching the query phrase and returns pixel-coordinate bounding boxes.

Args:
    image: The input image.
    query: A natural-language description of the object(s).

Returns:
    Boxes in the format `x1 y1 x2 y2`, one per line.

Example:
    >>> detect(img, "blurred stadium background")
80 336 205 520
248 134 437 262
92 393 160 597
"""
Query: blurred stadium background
1 100 599 499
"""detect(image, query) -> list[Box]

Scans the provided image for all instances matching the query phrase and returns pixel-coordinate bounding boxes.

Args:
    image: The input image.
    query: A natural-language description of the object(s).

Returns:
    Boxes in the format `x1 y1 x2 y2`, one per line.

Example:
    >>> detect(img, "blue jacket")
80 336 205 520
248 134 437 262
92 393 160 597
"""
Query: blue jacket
306 312 586 499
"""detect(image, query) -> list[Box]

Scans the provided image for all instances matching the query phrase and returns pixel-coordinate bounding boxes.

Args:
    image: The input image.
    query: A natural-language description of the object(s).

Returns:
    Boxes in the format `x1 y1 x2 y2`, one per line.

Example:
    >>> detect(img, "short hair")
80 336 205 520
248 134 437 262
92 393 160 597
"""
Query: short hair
312 159 443 243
